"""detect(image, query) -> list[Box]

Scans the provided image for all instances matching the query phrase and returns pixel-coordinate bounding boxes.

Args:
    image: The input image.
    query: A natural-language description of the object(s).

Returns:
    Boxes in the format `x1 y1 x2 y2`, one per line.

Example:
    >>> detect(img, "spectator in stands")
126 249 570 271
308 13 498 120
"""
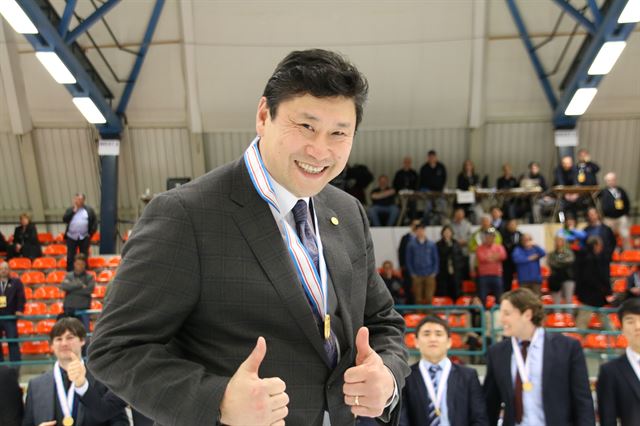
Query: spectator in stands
61 254 95 333
553 156 581 217
584 207 616 291
520 161 553 223
380 260 406 305
547 234 576 305
398 219 421 304
484 288 595 426
490 206 504 230
469 214 503 255
406 223 439 305
400 315 488 426
597 298 640 426
501 218 522 293
419 150 447 225
575 236 612 330
393 156 419 221
451 207 472 278
0 261 25 365
63 193 98 272
367 175 399 226
624 267 640 301
476 228 507 306
0 365 23 426
497 163 518 219
600 172 632 250
559 214 587 249
576 148 600 186
8 213 42 260
22 317 129 426
456 160 483 223
511 234 546 295
436 225 464 301
0 232 9 255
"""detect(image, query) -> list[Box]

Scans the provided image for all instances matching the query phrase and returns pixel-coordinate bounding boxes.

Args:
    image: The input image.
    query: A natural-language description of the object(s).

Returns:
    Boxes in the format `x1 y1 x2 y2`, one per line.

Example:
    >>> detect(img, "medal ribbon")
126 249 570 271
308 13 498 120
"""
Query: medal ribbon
419 360 451 416
511 328 540 388
53 362 75 421
243 137 328 321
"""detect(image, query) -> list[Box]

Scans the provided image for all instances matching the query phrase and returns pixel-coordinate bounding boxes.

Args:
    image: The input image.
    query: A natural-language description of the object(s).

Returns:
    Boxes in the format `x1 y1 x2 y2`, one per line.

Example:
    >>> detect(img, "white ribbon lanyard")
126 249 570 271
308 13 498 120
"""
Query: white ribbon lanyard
53 361 75 420
511 328 540 391
243 137 329 327
419 360 451 416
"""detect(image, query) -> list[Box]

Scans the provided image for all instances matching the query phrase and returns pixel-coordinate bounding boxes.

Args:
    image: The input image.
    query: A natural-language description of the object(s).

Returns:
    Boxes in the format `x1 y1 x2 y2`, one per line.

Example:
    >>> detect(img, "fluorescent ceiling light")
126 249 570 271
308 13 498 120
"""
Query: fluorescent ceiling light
35 52 77 84
565 88 598 116
72 97 107 124
619 0 640 23
0 0 38 34
588 41 627 75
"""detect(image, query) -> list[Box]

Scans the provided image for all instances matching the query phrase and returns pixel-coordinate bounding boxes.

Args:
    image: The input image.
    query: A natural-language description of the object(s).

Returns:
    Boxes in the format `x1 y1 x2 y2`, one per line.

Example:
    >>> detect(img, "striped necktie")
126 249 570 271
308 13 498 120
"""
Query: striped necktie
427 365 441 426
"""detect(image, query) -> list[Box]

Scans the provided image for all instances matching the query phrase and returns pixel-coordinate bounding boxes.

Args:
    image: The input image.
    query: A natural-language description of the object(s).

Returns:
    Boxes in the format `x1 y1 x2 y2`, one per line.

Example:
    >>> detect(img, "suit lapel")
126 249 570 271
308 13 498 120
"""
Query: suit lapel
542 332 553 411
617 355 640 401
446 364 459 423
229 160 330 364
498 341 515 403
410 364 431 421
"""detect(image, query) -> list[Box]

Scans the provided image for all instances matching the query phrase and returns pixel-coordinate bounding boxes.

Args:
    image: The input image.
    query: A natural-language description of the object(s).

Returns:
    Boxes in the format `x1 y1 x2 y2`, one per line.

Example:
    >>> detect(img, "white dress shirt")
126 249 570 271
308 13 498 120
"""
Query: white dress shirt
510 328 546 426
626 347 640 383
419 357 451 426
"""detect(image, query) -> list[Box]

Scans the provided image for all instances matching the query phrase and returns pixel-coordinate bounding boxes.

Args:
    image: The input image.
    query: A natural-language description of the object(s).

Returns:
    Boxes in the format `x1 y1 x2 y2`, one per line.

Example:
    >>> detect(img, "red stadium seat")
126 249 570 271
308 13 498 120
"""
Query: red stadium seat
621 250 640 263
37 233 54 244
34 286 62 300
92 285 107 299
91 232 100 244
608 313 621 329
540 266 550 278
21 271 45 285
564 313 576 327
32 257 57 270
107 256 121 268
23 302 46 315
447 314 467 328
541 280 549 294
545 313 567 328
88 257 106 269
583 334 612 349
616 334 628 348
456 295 473 306
611 251 621 262
403 313 426 328
485 295 496 309
541 295 554 305
613 279 628 293
588 313 603 329
96 270 115 284
610 264 631 277
461 280 476 294
21 341 50 355
35 319 56 335
48 302 64 315
431 297 453 306
43 244 67 256
450 333 465 349
57 258 67 269
46 271 66 284
17 320 35 335
90 300 103 311
24 287 33 300
8 257 31 270
404 333 416 348
562 332 582 343
53 232 65 243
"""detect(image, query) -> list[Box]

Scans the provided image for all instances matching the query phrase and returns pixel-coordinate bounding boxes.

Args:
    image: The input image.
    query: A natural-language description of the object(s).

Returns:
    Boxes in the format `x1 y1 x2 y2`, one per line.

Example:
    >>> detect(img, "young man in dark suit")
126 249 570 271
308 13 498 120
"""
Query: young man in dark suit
483 288 594 426
0 261 25 365
597 298 640 426
0 365 23 426
401 315 488 426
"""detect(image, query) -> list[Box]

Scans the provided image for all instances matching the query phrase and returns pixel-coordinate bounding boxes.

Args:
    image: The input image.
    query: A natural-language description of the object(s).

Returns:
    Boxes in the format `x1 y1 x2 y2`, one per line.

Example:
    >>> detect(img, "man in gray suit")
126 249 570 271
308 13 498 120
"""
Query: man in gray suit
88 49 409 426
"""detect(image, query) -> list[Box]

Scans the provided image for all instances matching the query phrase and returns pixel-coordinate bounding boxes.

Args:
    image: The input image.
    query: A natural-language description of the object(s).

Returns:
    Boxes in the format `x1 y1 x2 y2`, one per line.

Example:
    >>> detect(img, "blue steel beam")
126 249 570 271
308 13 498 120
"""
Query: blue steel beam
58 0 77 38
505 0 559 111
552 0 597 34
17 0 122 135
65 0 120 44
587 0 602 24
553 0 637 127
116 0 165 115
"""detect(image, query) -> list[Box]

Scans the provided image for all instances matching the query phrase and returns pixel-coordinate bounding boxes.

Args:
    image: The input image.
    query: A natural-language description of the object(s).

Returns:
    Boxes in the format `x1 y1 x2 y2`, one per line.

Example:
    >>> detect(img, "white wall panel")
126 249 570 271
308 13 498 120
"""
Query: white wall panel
32 128 100 213
0 132 30 212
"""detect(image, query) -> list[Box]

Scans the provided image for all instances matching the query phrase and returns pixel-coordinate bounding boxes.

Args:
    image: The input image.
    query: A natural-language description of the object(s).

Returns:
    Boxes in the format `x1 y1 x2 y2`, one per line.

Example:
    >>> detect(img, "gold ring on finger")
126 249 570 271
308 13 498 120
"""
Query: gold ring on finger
354 395 360 406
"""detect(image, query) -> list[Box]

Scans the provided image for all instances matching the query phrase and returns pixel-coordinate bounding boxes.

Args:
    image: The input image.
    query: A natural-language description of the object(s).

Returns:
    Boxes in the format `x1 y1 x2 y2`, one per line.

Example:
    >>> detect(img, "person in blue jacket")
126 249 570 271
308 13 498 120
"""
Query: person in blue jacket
512 233 546 295
406 223 439 305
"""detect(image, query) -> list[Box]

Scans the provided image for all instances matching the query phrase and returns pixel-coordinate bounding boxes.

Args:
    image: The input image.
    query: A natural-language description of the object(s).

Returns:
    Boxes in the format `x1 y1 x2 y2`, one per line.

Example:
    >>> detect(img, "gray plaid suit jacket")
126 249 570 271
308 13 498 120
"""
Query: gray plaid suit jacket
88 157 409 426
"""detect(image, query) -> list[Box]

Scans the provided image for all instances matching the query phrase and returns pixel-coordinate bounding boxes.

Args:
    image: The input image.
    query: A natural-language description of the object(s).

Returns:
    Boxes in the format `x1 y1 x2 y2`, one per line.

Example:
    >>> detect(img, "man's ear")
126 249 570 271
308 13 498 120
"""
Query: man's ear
256 97 270 137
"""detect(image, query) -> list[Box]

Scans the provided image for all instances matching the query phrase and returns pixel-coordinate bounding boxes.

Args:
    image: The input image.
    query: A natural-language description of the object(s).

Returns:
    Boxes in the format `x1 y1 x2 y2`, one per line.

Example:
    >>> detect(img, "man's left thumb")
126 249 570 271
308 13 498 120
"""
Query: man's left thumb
355 327 373 365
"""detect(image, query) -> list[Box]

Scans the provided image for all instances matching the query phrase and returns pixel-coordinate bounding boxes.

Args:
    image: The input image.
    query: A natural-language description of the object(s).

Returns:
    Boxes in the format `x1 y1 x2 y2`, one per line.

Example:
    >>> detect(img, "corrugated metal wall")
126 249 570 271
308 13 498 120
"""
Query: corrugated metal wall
32 127 101 215
203 128 470 188
0 132 30 212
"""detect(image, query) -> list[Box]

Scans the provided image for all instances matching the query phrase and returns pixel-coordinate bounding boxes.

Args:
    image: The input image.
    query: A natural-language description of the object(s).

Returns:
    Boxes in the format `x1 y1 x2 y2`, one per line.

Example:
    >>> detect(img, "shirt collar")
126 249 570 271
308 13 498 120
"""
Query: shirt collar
420 356 451 371
269 174 310 217
627 346 640 364
517 327 544 346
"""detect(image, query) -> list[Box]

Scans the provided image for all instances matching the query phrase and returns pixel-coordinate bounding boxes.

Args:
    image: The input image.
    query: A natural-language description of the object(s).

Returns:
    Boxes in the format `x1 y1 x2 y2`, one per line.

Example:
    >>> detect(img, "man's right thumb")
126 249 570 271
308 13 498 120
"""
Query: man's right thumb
240 336 266 375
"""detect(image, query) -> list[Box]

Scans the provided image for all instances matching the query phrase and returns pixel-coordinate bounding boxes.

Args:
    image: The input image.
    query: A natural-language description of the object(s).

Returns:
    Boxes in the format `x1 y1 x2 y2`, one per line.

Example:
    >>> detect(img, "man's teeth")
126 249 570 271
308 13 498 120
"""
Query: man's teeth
297 161 324 174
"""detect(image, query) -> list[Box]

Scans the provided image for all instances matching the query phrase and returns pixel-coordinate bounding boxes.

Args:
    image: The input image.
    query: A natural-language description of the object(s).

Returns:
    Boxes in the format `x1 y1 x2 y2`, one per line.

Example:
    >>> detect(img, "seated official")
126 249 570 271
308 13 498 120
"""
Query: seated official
23 318 129 426
401 315 488 426
597 298 640 426
0 365 23 426
484 288 594 426
367 174 400 226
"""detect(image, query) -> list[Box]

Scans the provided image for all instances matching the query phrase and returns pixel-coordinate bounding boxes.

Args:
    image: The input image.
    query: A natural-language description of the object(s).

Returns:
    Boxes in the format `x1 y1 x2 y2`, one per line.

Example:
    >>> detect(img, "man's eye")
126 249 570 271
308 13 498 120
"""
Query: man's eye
300 123 314 131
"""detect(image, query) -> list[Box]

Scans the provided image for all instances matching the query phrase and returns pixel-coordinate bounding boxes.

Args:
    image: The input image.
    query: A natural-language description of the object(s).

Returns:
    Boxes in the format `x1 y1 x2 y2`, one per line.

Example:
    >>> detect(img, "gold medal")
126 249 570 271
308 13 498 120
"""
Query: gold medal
615 199 624 210
324 314 331 340
63 416 74 426
435 408 441 417
523 382 533 392
578 172 586 183
0 296 6 309
331 217 339 226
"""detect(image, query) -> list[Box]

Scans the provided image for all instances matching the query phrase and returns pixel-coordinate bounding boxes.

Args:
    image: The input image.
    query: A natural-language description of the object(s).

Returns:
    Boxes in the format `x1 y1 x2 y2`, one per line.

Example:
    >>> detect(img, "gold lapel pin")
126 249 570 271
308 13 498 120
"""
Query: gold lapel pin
330 217 339 226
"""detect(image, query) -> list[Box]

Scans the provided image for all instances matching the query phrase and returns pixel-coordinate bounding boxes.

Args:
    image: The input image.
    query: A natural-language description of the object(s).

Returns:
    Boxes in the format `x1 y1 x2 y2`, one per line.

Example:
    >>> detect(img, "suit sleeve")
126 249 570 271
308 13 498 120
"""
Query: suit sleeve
568 339 596 425
468 369 489 426
483 350 502 426
21 383 34 426
87 194 228 426
596 363 617 426
77 378 128 423
357 200 410 425
399 386 410 426
16 281 26 312
62 208 74 224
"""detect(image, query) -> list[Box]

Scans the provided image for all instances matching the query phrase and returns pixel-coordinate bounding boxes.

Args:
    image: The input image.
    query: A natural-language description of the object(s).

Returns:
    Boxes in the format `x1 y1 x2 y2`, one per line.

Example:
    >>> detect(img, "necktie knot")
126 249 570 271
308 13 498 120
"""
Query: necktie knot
292 200 308 227
429 365 441 376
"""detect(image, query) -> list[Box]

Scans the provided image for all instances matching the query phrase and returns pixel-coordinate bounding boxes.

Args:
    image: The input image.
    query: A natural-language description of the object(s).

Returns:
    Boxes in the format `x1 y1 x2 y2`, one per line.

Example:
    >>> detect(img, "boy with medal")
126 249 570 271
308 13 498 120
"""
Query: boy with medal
484 288 594 426
22 318 128 426
0 261 25 365
400 315 488 426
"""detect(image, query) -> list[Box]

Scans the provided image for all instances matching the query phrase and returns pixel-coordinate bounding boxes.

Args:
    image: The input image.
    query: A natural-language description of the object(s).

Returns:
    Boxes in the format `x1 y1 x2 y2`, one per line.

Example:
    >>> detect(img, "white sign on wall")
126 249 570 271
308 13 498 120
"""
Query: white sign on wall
98 139 120 156
554 129 578 147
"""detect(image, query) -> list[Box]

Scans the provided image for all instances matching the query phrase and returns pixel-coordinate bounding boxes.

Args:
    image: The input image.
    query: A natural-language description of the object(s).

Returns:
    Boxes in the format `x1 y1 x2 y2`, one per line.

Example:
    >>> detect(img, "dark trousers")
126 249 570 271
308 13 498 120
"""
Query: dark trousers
477 275 503 307
66 237 90 271
0 320 21 363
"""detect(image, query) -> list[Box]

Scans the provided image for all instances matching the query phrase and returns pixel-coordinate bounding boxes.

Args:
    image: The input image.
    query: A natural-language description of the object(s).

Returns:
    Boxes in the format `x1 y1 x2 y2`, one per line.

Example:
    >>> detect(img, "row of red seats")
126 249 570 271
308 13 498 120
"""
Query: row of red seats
544 312 621 329
8 255 121 270
564 332 628 349
22 285 108 301
6 232 102 245
16 270 115 285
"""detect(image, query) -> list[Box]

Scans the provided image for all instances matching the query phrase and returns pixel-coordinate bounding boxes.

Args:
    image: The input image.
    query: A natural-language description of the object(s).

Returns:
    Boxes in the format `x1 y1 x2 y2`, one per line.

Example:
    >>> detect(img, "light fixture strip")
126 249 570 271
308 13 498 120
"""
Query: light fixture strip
72 97 107 124
565 88 598 116
0 0 38 34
